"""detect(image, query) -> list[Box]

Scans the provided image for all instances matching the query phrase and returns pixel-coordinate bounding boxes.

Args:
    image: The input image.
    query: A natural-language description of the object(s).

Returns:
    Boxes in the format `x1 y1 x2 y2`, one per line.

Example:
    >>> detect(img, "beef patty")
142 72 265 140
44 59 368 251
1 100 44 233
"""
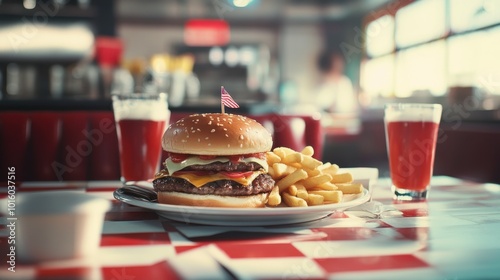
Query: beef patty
153 173 275 196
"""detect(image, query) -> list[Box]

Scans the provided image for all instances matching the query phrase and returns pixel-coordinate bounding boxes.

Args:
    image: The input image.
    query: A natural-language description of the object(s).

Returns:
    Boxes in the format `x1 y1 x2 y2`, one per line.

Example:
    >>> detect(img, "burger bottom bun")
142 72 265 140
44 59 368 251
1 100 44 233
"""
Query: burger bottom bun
158 191 269 208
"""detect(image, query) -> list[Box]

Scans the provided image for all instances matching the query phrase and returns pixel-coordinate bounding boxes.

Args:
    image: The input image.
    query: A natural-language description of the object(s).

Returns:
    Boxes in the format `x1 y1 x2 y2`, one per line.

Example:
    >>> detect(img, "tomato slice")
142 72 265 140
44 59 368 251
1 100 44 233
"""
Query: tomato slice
199 155 217 160
219 171 254 178
169 153 189 163
243 152 266 159
228 155 243 163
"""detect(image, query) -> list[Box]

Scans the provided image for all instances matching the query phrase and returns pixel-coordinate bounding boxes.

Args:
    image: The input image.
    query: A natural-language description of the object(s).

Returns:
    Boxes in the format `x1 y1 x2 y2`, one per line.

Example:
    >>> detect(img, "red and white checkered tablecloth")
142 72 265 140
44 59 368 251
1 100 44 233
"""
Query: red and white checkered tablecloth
1 176 500 280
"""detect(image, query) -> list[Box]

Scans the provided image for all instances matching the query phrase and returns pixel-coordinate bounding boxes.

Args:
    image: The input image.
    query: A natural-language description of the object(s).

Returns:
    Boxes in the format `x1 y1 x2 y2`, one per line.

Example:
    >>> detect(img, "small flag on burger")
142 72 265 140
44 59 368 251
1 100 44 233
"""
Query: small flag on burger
221 86 239 113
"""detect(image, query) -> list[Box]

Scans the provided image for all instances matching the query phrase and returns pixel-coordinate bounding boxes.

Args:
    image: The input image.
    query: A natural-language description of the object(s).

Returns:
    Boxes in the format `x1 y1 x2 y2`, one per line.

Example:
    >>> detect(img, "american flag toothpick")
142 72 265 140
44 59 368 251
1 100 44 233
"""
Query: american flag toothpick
221 86 239 114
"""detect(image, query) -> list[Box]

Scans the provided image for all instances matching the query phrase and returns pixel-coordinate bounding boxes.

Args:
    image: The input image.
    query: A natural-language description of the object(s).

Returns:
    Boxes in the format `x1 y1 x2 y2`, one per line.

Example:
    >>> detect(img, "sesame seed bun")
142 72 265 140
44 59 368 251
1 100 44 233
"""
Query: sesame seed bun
162 113 273 155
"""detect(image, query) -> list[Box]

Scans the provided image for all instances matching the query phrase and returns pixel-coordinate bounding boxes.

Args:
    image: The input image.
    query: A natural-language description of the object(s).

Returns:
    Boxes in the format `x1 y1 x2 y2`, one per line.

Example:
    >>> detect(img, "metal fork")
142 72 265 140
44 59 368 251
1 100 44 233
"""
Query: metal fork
118 184 158 202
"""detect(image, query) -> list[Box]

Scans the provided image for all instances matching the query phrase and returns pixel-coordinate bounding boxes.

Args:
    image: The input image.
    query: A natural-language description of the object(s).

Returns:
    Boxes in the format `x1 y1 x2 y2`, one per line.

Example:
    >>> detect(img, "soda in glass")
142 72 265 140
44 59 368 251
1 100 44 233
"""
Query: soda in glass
384 103 442 201
112 93 169 183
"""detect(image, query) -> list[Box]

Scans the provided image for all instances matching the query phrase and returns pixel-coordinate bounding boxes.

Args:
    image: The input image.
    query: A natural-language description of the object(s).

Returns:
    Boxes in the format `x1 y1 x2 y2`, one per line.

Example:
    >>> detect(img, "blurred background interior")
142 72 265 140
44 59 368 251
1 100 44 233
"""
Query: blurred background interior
1 0 499 183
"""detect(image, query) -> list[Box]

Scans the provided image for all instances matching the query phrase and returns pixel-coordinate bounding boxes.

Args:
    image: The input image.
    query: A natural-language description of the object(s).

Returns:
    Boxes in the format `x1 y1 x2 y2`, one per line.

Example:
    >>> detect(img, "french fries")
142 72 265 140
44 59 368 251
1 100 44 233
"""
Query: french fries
265 146 364 207
283 192 308 207
276 169 308 192
336 183 364 194
267 186 281 206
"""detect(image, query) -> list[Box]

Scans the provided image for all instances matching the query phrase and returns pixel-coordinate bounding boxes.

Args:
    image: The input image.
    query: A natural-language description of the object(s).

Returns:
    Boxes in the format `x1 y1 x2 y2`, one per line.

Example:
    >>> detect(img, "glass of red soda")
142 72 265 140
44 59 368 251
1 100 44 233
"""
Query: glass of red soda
112 93 169 183
384 103 442 201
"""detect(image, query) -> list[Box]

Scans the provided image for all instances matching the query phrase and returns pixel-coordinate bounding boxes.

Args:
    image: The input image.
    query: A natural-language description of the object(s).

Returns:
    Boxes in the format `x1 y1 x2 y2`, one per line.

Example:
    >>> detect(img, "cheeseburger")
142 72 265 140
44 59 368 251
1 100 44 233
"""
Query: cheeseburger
153 113 275 208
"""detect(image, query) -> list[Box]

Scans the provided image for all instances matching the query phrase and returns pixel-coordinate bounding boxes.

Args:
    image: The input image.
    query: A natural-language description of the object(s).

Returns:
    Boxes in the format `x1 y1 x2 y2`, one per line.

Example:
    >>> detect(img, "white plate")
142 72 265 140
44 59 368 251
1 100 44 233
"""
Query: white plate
114 189 370 226
113 168 376 226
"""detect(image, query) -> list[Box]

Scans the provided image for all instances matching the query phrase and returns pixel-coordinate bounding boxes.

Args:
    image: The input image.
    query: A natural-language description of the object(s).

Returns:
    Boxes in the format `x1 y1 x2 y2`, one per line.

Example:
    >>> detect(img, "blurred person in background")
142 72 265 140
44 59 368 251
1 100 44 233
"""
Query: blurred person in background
315 50 358 115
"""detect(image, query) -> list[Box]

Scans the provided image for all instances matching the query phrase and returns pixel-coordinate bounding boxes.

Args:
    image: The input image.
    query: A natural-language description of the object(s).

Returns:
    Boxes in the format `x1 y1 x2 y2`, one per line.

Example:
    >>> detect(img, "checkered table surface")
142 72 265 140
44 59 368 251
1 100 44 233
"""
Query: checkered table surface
1 176 500 280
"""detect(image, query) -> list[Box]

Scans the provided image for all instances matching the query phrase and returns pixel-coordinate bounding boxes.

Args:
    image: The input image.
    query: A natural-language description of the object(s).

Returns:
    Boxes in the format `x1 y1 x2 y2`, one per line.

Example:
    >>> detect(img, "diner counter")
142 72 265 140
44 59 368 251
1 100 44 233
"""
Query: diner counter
1 176 500 279
0 99 278 115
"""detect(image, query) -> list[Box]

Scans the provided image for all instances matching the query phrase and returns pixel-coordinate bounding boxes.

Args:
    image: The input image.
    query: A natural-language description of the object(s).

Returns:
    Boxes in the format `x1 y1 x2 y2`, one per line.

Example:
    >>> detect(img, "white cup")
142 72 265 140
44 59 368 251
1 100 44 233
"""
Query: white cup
2 191 111 263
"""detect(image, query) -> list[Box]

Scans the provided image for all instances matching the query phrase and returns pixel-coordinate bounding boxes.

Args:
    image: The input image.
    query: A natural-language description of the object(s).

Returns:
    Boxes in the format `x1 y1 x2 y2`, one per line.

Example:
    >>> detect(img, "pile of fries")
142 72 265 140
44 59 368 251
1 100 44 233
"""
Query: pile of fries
266 146 363 207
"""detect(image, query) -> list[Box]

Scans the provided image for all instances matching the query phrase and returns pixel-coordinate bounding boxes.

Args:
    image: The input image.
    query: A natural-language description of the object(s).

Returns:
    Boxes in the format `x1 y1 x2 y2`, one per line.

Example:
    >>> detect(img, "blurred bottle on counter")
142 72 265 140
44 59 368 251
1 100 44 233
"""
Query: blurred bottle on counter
95 36 125 98
145 53 199 107
169 54 198 107
124 58 147 92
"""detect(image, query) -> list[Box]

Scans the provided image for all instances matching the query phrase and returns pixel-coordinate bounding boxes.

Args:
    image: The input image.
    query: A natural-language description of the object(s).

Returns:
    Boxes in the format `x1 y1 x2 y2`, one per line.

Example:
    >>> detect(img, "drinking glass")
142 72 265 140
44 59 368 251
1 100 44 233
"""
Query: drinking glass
112 92 169 183
384 103 442 201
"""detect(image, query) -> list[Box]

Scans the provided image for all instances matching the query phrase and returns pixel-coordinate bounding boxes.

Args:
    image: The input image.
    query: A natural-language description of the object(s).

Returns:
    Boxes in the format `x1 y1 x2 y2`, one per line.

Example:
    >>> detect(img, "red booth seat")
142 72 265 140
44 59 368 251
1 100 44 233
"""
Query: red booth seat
0 111 323 181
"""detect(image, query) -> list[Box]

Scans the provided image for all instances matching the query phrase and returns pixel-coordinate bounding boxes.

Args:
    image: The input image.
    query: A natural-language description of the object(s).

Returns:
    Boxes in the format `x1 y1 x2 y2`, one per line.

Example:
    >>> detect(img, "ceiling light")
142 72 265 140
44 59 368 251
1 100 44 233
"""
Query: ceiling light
233 0 252 8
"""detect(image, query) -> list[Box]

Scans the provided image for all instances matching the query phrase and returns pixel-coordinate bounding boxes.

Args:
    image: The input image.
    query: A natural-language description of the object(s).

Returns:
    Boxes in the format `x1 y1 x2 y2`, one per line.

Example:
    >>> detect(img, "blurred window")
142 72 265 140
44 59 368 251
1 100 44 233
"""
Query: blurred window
366 15 395 57
447 31 486 87
362 0 500 103
395 40 447 97
450 0 500 33
395 0 446 48
360 54 395 98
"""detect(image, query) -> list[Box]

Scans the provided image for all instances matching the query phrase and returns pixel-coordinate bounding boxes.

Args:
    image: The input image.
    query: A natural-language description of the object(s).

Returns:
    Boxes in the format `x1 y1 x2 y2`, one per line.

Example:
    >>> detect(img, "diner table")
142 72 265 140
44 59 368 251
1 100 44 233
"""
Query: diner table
1 175 500 280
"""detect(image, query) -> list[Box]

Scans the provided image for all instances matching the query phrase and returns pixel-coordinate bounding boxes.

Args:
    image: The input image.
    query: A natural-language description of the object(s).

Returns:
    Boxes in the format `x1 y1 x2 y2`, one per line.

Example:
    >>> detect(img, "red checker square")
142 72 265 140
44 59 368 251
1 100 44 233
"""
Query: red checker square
175 244 207 254
396 227 429 242
102 261 179 280
36 267 91 280
330 212 350 219
312 227 378 241
217 243 304 259
101 232 171 246
401 208 429 217
316 254 430 274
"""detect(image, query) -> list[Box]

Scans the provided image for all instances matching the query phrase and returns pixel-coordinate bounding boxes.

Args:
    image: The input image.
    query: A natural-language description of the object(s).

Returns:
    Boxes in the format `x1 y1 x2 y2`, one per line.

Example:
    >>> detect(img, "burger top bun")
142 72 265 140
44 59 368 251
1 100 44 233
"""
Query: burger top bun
162 113 273 155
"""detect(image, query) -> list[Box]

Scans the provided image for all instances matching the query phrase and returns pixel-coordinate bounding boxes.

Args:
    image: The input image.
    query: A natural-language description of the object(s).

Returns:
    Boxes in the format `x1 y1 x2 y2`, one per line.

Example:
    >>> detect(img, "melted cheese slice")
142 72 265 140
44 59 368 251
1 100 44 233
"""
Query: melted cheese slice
173 170 264 188
154 169 264 188
164 156 268 175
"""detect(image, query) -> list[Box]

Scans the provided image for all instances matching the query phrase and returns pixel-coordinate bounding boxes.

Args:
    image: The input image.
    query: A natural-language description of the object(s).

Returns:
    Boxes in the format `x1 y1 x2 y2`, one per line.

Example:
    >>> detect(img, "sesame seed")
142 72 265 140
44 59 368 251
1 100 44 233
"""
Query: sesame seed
197 128 201 132
197 138 200 142
211 129 215 133
240 143 243 147
205 137 209 140
208 121 212 125
223 128 227 131
239 135 244 140
181 140 187 143
208 143 211 146
239 128 243 131
225 134 229 137
227 144 230 147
